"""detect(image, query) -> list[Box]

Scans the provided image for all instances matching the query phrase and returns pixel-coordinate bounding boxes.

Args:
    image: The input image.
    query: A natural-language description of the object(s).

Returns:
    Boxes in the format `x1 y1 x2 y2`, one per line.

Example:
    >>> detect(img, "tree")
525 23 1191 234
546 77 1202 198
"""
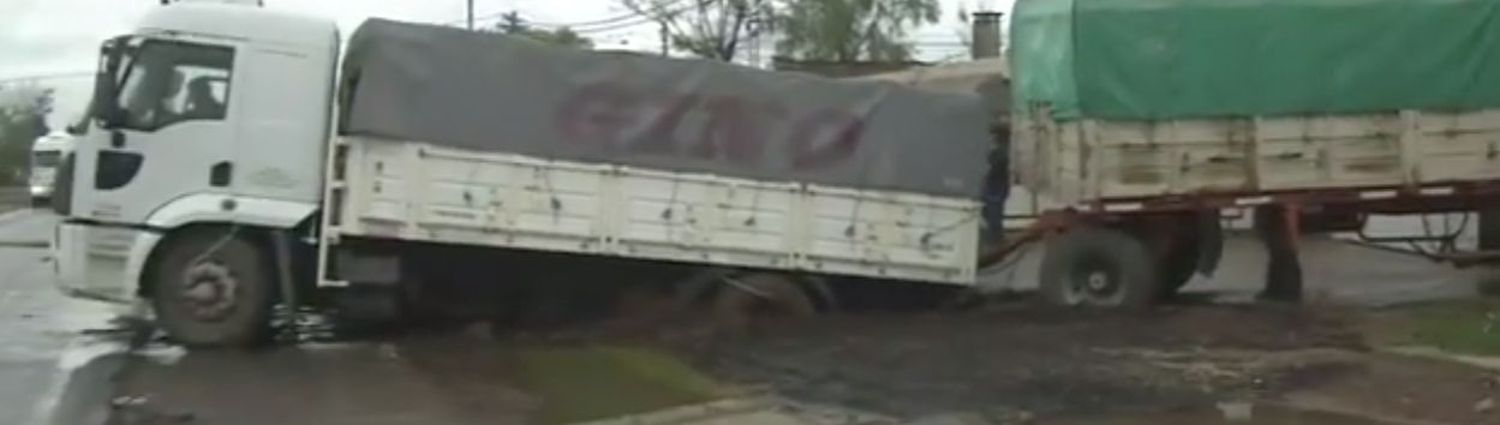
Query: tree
493 12 595 49
0 85 53 185
776 0 941 62
620 0 774 62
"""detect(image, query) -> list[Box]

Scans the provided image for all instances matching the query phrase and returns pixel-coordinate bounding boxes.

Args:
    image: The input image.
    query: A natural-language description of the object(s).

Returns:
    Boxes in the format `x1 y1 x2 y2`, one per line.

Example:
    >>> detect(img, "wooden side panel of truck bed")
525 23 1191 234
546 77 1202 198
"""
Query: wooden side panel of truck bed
329 137 981 285
1018 110 1500 206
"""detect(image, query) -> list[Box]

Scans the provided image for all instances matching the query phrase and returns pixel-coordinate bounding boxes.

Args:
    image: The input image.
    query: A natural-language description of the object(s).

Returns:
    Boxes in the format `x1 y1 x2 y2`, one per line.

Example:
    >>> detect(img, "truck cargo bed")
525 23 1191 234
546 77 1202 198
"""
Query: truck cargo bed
1018 109 1500 207
328 137 981 285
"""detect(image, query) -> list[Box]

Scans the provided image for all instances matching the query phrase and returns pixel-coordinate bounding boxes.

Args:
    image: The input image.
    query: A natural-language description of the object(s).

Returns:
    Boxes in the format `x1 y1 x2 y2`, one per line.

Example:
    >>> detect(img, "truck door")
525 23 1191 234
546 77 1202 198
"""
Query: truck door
72 38 238 225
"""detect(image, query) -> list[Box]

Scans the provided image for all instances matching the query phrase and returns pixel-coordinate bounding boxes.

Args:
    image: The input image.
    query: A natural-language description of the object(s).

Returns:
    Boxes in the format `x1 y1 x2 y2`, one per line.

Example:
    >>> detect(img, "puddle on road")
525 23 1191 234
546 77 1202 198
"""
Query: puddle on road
512 346 722 424
1043 404 1397 425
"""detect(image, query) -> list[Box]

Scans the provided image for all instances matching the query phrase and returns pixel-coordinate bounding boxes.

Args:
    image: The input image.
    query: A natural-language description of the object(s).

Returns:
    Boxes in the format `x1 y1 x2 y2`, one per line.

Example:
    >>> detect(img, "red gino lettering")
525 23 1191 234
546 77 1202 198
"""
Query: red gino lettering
555 82 860 170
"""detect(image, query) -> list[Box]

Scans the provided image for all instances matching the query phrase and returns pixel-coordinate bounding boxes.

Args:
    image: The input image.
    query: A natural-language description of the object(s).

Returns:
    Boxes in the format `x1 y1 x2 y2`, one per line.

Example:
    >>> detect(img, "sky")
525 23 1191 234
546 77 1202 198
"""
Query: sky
0 0 1011 128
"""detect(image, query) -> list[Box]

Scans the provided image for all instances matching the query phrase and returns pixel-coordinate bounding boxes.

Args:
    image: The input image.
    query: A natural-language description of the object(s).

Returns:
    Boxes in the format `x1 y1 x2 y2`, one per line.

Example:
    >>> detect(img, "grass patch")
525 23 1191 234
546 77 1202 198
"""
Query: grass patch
1377 300 1500 356
513 346 721 424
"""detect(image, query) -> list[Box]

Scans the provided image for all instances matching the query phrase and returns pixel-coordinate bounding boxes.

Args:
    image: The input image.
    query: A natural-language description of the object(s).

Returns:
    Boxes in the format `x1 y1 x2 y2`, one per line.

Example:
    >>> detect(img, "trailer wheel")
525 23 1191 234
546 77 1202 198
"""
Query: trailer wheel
1154 229 1200 299
150 230 275 348
713 273 817 333
1039 226 1158 309
1479 209 1500 296
1481 208 1500 251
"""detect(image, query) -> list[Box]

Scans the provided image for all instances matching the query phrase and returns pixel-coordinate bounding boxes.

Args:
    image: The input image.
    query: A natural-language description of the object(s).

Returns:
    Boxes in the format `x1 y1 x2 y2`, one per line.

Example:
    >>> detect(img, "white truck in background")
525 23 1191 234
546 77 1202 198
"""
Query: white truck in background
51 2 994 347
29 132 75 206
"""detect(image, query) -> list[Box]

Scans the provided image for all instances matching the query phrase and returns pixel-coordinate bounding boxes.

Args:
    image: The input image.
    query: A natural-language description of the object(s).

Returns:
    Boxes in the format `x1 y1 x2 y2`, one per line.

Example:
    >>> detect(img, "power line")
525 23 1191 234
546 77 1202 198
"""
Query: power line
445 5 652 29
571 16 660 35
514 0 693 29
450 0 697 32
575 0 735 35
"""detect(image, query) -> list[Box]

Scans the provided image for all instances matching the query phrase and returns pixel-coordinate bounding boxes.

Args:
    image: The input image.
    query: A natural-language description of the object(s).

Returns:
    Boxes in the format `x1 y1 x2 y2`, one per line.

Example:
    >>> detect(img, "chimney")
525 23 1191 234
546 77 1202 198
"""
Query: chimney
970 11 1004 60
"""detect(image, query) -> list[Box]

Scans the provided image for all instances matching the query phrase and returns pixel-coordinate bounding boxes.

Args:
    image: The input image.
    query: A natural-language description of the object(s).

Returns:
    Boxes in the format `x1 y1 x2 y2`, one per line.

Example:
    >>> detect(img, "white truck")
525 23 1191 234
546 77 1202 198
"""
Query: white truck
51 2 994 346
29 132 75 206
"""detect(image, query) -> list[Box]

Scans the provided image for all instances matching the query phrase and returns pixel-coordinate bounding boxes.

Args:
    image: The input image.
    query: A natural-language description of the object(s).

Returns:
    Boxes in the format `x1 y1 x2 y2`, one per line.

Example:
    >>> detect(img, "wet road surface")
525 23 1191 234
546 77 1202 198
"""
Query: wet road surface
0 209 121 425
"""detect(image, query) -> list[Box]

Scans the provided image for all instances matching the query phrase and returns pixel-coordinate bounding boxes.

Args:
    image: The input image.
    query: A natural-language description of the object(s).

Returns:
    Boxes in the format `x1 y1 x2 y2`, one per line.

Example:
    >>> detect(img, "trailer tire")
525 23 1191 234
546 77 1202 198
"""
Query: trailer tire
150 230 275 348
1481 209 1500 251
713 273 817 333
1040 226 1159 309
1479 209 1500 296
1155 229 1200 299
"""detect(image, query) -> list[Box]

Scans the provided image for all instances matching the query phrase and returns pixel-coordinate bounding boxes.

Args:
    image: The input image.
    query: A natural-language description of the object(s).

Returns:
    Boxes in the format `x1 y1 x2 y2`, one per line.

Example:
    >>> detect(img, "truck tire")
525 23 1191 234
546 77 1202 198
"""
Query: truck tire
1479 209 1500 296
713 273 817 333
150 230 275 348
1039 225 1159 309
1481 208 1500 251
1154 229 1200 299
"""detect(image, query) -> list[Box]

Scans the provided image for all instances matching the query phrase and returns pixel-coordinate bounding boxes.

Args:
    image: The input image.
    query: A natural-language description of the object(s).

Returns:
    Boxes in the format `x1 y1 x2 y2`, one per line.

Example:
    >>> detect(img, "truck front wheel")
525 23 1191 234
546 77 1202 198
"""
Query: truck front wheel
1039 225 1159 309
150 230 275 348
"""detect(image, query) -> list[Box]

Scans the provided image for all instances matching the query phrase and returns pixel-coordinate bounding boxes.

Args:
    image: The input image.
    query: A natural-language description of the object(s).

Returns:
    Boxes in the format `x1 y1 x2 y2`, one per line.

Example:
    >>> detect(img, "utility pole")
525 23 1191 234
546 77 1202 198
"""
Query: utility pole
466 0 475 30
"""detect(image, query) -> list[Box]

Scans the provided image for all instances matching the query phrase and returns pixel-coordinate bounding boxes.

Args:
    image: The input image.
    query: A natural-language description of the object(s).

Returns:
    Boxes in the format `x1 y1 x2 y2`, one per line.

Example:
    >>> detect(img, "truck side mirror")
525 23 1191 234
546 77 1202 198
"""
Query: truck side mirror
93 42 121 129
101 105 126 130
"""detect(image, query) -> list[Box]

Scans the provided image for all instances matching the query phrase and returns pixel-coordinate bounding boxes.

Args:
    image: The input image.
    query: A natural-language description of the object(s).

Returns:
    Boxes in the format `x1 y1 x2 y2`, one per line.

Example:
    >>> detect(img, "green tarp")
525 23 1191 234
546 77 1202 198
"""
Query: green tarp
1011 0 1500 121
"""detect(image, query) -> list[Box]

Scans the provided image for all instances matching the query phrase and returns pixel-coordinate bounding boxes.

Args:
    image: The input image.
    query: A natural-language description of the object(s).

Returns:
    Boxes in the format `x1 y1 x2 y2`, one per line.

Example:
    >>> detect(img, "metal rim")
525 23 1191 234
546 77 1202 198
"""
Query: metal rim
179 259 240 322
1064 254 1126 306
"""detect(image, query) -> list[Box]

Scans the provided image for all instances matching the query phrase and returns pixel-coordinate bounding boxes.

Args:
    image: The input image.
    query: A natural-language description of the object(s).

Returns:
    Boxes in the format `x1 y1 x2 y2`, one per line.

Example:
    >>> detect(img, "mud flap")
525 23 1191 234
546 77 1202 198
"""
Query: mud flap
1481 209 1500 251
1194 211 1224 278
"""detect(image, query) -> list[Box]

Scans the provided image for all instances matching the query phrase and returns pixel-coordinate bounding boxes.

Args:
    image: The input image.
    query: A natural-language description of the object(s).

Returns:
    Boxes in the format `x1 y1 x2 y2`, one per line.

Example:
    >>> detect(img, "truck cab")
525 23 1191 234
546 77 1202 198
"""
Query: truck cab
53 1 337 313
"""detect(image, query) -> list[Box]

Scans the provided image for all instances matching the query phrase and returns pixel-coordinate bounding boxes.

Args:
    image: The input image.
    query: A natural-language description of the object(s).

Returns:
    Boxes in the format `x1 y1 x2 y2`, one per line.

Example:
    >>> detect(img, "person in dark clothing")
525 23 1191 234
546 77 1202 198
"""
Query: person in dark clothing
980 125 1011 246
976 77 1012 247
1254 205 1304 302
183 77 226 120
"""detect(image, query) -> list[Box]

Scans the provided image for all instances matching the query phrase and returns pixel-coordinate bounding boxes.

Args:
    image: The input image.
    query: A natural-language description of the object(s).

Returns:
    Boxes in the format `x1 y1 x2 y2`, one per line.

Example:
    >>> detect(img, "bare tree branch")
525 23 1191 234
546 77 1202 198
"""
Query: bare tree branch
620 0 771 61
776 0 940 62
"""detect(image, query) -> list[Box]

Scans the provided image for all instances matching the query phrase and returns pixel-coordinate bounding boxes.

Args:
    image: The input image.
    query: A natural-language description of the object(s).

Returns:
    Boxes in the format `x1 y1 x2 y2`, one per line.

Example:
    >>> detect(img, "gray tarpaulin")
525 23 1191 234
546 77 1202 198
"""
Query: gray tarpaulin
339 19 993 198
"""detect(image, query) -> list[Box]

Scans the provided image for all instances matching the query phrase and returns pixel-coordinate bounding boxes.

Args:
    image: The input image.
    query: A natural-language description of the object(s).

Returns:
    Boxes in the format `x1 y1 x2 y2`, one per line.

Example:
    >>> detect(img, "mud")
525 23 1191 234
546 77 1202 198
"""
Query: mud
104 295 1500 425
1040 403 1400 425
649 304 1367 421
1279 354 1500 425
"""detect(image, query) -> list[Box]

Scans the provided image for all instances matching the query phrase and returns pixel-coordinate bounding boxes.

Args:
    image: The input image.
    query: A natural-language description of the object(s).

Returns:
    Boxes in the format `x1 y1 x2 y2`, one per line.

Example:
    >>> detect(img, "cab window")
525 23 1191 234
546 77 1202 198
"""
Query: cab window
114 40 233 132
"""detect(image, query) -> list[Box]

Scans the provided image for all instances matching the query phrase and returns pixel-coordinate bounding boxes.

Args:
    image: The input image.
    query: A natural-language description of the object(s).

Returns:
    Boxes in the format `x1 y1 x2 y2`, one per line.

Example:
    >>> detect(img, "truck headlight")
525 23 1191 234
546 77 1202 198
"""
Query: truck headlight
29 185 47 195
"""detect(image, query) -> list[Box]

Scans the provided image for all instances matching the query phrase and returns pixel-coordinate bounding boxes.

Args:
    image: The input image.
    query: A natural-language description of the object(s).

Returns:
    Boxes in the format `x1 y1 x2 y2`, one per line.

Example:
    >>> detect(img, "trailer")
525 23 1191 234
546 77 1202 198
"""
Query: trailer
991 0 1500 308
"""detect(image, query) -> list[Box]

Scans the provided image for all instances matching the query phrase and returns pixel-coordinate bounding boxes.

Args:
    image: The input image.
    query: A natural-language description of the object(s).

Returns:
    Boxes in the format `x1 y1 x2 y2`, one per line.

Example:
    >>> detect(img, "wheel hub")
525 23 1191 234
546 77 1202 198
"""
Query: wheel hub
1085 271 1111 291
1066 260 1124 306
181 261 238 321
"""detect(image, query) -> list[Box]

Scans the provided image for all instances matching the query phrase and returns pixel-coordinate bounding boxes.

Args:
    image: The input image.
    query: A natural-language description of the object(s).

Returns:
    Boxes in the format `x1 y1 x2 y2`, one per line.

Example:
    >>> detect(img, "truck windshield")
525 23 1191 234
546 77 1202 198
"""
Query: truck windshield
109 39 233 131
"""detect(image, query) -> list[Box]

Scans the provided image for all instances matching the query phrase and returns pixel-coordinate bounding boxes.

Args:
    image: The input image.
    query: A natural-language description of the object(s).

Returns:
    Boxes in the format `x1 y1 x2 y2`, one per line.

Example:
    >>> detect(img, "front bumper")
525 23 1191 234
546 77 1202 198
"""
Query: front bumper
53 222 161 305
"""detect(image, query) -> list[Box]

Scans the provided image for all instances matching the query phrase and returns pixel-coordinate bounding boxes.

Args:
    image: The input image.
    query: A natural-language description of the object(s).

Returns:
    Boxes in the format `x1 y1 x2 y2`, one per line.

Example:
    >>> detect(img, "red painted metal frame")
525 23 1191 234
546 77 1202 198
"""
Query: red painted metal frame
977 180 1500 269
1079 181 1500 215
